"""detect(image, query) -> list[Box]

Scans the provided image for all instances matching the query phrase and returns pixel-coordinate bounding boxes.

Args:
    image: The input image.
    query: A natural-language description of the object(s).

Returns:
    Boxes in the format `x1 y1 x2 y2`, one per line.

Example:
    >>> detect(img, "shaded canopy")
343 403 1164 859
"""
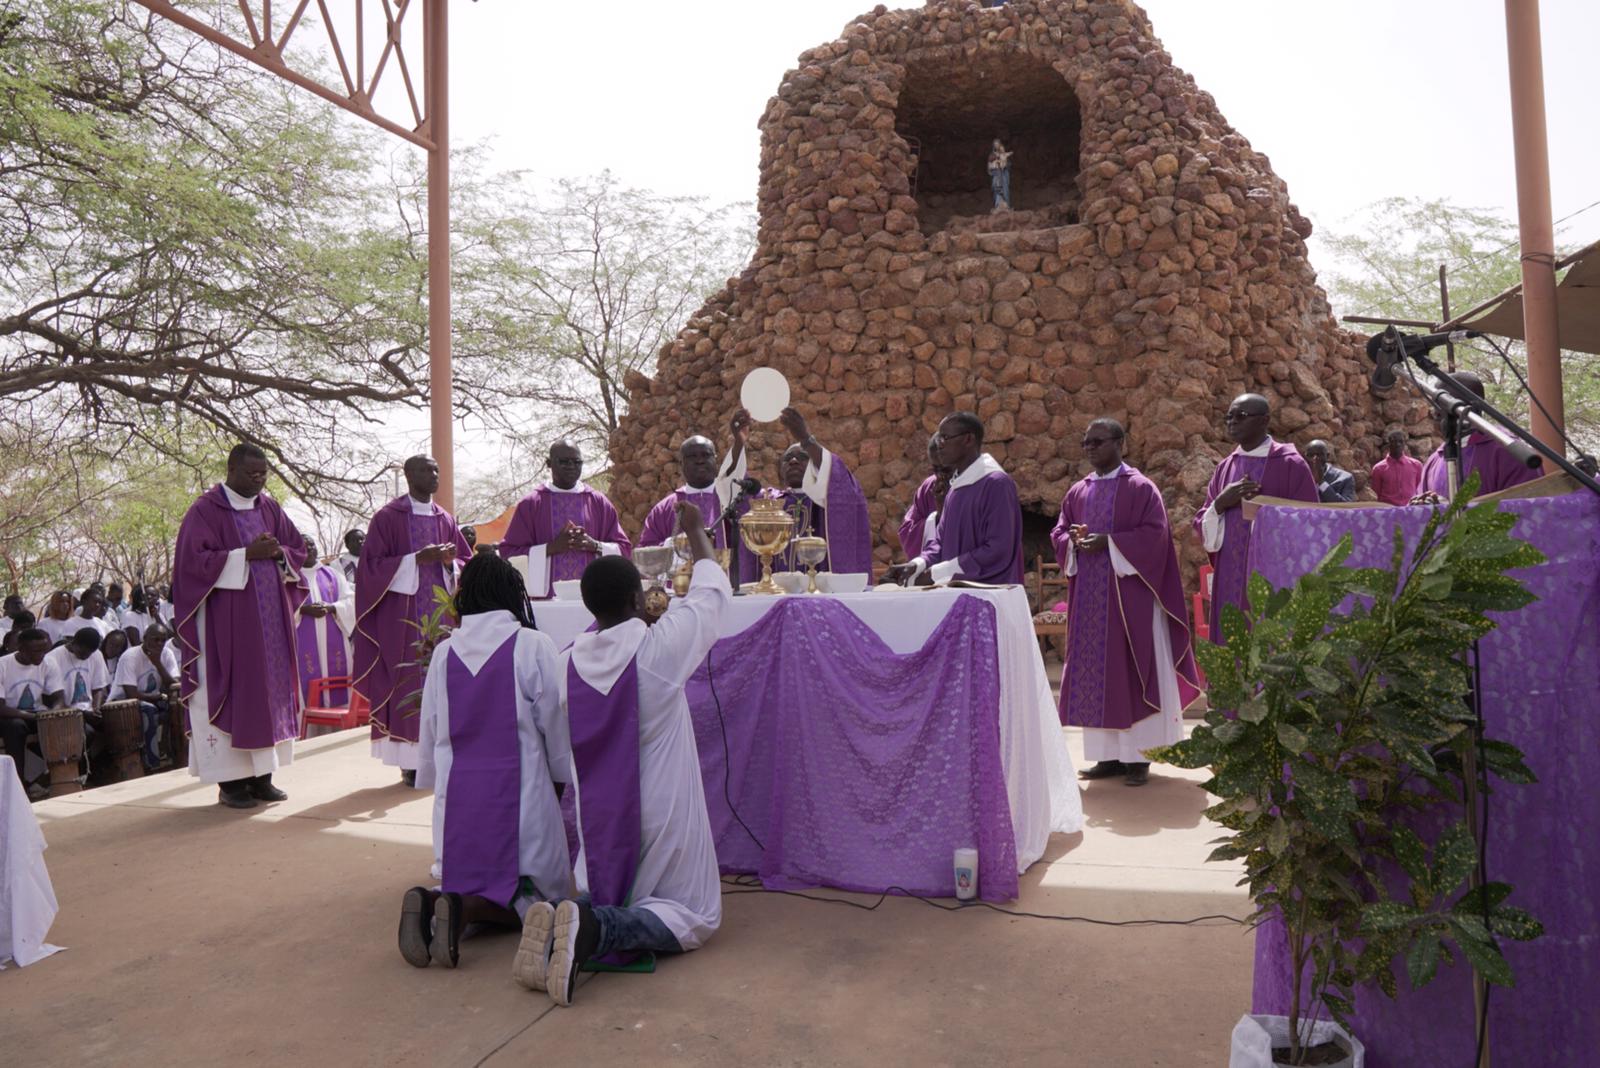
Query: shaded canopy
1446 239 1600 355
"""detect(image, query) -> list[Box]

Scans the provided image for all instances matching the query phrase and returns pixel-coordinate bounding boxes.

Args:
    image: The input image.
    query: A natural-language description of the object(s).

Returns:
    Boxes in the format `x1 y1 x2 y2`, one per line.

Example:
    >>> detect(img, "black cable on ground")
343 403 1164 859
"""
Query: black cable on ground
705 648 765 852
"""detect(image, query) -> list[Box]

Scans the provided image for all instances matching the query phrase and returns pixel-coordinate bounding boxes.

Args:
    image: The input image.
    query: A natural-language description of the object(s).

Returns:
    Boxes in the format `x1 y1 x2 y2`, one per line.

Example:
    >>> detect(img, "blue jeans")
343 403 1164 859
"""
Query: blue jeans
136 701 163 768
590 902 682 957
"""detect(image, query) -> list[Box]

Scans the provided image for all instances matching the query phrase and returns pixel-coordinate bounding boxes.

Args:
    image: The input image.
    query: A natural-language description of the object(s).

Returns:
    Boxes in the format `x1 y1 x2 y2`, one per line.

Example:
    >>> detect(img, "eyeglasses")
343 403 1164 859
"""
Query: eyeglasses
1224 409 1267 423
1080 437 1118 448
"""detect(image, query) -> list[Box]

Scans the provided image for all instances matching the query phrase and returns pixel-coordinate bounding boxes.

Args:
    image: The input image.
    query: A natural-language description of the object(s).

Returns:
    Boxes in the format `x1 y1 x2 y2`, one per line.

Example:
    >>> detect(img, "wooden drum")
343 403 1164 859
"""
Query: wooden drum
36 708 86 796
165 685 188 768
101 699 145 781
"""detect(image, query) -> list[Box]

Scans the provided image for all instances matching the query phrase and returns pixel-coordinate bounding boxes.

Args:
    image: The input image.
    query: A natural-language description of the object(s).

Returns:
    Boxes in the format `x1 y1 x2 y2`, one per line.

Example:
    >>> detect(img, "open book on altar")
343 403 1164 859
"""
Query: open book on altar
1240 470 1582 522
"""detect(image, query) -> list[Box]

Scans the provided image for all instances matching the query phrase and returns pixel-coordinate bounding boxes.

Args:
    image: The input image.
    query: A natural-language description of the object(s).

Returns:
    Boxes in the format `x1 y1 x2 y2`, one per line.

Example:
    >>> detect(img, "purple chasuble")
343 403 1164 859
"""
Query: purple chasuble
440 635 522 909
1420 432 1544 498
898 474 940 559
736 455 874 585
497 486 634 598
1052 468 1201 728
296 566 349 706
922 467 1026 585
1060 477 1119 727
354 496 472 745
639 487 728 550
172 486 306 750
567 656 643 964
1191 443 1318 642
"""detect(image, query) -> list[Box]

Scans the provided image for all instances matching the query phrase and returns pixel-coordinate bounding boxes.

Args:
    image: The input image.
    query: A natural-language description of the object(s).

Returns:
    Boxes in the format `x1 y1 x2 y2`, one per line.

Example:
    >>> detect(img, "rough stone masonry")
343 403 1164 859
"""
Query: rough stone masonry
609 0 1431 578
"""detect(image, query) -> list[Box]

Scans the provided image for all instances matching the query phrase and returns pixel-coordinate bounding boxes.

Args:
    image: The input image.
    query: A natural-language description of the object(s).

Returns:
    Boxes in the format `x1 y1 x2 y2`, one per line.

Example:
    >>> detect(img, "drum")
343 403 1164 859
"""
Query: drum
101 699 145 781
164 685 188 768
36 708 86 796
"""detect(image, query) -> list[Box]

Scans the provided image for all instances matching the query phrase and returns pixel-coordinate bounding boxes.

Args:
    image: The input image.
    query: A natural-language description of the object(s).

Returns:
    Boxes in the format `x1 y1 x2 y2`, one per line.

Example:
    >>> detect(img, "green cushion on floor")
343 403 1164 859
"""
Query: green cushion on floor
580 953 656 973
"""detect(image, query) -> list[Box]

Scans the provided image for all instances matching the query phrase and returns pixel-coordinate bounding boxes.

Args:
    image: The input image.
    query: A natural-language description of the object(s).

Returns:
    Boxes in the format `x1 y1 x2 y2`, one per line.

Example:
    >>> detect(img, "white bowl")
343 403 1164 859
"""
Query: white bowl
820 572 869 594
552 579 583 602
773 571 808 594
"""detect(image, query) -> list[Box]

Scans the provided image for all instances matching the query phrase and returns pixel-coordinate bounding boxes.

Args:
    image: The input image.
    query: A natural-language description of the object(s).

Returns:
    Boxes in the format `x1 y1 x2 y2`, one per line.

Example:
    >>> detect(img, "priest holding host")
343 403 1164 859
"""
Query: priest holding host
636 414 749 551
354 455 473 784
725 405 874 584
1054 419 1201 787
171 443 307 809
497 440 632 599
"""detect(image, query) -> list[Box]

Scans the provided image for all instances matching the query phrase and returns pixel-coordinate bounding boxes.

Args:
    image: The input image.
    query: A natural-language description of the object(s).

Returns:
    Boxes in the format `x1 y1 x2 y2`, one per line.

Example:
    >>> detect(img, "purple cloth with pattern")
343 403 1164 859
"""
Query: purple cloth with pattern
686 594 1018 900
296 565 348 707
922 468 1026 586
567 656 643 965
1058 475 1118 727
354 496 471 745
639 487 728 549
1419 432 1544 497
898 474 940 559
172 485 306 749
497 485 633 598
440 636 522 909
1191 442 1318 641
1245 493 1600 1066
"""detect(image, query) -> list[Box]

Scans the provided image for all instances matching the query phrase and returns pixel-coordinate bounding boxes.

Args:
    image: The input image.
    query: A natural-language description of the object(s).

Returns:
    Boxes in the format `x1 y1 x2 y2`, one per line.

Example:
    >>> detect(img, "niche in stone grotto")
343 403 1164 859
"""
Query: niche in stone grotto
894 50 1082 233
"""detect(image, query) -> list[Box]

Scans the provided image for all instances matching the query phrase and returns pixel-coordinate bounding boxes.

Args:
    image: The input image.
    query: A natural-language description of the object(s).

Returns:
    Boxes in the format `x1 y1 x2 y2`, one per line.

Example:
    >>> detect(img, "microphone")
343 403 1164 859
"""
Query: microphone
713 477 761 529
1365 328 1484 390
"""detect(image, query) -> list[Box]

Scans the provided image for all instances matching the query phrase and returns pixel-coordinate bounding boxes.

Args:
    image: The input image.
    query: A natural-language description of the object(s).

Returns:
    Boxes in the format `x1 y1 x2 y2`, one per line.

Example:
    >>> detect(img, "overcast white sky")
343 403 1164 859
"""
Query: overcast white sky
346 0 1600 484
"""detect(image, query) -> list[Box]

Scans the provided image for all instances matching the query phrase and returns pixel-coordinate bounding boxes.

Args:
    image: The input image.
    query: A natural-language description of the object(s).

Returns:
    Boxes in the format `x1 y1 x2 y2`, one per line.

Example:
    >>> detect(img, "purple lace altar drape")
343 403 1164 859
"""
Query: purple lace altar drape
1245 493 1600 1066
686 593 1016 901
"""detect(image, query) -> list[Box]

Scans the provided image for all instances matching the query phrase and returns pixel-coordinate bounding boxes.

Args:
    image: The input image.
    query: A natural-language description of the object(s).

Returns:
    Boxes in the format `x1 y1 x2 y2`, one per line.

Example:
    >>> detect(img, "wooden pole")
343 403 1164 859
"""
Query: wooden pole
1504 0 1564 467
425 0 453 511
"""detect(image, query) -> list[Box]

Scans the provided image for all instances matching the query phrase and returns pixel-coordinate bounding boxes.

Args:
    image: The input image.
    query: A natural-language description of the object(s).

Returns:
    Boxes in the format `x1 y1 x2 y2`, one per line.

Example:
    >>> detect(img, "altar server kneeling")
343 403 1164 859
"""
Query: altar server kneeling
542 500 728 1007
399 552 573 983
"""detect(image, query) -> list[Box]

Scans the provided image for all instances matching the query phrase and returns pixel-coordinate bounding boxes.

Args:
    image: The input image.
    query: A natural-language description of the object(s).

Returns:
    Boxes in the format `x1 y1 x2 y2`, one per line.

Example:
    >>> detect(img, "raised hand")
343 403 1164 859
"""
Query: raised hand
778 406 810 443
730 407 752 448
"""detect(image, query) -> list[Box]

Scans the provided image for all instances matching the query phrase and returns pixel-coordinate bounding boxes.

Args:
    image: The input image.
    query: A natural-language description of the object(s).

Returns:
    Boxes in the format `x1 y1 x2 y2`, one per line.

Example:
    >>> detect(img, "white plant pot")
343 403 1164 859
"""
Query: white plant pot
1228 1013 1365 1068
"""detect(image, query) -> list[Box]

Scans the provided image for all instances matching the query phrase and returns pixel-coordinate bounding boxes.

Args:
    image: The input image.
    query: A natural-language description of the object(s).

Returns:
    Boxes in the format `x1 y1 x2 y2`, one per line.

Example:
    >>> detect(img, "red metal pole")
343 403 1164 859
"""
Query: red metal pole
425 0 453 510
1504 0 1564 466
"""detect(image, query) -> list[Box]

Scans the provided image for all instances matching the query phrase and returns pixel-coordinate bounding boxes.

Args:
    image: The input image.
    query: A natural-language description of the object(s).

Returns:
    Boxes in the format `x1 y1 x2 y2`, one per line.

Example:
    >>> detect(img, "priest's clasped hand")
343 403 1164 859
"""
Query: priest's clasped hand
1069 525 1108 553
245 533 282 560
548 522 599 556
1213 477 1261 512
416 543 457 564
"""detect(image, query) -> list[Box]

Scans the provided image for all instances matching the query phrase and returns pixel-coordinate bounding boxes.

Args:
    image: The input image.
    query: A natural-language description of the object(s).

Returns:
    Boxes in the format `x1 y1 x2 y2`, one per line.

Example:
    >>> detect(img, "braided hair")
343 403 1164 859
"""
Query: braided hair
455 552 535 629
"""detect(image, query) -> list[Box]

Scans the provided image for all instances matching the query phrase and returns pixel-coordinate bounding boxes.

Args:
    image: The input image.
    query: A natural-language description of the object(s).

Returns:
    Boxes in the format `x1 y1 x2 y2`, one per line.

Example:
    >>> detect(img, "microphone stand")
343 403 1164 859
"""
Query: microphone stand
1388 347 1597 1068
713 488 753 593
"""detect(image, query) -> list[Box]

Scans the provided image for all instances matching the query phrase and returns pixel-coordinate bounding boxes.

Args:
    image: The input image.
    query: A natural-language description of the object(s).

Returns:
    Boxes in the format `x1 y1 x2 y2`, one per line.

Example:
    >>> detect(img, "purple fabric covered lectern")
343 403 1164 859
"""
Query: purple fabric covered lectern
1245 493 1600 1067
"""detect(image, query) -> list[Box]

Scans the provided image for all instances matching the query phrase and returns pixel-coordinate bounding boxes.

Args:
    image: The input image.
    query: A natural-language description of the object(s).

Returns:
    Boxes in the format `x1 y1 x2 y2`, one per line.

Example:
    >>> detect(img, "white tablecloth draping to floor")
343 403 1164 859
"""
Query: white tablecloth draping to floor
533 585 1082 873
0 755 63 968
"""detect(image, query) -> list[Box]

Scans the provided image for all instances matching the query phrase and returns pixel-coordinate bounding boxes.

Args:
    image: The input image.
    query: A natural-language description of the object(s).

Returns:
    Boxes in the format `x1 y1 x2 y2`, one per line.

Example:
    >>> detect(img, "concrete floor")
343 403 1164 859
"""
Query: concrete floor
4 726 1251 1067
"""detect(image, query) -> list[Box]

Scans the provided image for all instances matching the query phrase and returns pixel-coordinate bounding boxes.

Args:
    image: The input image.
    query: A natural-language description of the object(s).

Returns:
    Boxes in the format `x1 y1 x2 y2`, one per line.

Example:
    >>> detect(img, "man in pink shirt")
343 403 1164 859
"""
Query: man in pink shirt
1369 427 1424 506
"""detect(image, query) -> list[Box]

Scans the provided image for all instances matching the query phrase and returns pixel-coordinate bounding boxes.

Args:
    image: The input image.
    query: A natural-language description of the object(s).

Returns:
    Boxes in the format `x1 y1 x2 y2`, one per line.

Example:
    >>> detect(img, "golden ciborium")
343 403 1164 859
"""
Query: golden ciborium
791 535 828 593
670 532 732 597
739 498 797 595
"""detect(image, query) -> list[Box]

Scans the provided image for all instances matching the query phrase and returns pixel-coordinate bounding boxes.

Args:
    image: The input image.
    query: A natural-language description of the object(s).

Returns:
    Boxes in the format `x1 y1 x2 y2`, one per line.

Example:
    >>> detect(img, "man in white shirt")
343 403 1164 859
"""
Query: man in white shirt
70 587 119 642
0 629 57 788
114 623 181 770
541 501 727 1007
45 629 110 715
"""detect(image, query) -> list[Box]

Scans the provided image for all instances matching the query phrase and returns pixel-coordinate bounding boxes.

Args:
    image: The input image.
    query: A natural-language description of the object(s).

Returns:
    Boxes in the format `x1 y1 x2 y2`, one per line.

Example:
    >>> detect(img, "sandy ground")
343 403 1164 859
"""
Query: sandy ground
4 724 1250 1067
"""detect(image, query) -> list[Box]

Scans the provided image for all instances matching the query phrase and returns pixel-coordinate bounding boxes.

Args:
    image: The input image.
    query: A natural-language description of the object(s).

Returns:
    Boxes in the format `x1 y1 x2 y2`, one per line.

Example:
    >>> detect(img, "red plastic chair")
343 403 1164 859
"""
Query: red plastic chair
299 676 369 738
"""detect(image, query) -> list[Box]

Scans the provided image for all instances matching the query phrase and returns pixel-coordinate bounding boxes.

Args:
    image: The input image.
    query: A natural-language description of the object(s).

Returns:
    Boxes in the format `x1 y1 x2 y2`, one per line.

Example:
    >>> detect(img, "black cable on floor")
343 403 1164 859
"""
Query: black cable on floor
705 648 765 852
720 877 1246 928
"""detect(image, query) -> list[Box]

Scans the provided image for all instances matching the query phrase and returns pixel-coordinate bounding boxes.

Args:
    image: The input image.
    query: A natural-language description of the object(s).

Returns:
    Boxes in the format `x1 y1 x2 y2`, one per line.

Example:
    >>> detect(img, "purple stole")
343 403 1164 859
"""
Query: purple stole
640 488 727 549
296 567 349 706
1061 477 1119 727
440 636 521 909
566 656 643 964
548 493 602 585
1212 453 1267 641
231 505 300 744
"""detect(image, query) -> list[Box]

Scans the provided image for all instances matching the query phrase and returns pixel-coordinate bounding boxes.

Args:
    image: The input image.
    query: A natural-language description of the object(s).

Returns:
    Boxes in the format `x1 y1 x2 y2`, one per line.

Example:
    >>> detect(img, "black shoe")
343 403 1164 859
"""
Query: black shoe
401 769 417 788
432 891 462 969
547 900 601 1007
399 886 437 968
1123 763 1150 786
248 775 288 802
1078 760 1125 780
218 783 257 809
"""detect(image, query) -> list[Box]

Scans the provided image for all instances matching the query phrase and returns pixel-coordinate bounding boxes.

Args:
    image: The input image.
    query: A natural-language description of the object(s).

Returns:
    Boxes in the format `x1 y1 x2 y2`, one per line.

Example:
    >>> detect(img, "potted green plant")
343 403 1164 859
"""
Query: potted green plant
1153 480 1545 1067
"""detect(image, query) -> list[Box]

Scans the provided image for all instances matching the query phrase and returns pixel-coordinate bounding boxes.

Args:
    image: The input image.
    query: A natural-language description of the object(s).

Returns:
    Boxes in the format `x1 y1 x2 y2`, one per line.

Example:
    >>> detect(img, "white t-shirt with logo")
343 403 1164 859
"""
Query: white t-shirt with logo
44 646 110 710
0 652 58 712
114 643 181 697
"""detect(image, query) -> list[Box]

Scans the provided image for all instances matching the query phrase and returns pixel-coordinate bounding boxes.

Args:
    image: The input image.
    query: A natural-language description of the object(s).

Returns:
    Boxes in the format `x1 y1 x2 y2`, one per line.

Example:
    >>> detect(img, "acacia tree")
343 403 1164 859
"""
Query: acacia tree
481 172 753 459
0 1 435 498
1322 196 1600 450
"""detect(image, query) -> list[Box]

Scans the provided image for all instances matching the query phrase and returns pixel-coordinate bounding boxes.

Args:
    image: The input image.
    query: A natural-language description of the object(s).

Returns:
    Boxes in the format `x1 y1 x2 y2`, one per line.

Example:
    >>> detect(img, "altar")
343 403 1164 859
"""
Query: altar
533 585 1083 901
